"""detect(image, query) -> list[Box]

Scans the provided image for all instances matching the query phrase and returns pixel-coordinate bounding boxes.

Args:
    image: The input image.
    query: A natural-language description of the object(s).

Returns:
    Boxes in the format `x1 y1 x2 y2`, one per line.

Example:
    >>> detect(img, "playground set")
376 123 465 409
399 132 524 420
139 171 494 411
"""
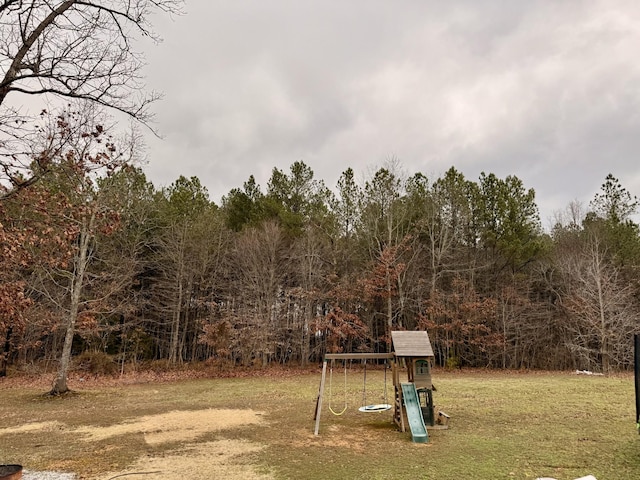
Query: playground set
313 330 449 443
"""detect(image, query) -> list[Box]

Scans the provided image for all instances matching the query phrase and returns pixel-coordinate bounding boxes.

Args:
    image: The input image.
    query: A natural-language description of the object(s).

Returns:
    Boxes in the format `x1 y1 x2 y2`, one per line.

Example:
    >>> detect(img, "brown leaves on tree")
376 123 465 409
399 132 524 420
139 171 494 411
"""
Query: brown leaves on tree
419 276 502 366
1 107 129 385
312 307 369 353
362 243 406 302
199 319 233 359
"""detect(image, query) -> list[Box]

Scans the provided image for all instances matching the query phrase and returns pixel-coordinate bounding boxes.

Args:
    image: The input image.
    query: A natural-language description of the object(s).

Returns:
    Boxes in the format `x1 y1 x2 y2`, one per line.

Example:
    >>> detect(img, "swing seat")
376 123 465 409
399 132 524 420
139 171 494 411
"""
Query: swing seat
358 403 392 413
329 405 348 416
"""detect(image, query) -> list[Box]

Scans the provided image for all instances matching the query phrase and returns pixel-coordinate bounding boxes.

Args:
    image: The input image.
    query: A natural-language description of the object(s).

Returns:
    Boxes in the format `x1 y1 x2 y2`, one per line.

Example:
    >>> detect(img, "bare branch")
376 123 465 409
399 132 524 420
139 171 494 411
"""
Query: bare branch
0 0 183 197
0 0 22 15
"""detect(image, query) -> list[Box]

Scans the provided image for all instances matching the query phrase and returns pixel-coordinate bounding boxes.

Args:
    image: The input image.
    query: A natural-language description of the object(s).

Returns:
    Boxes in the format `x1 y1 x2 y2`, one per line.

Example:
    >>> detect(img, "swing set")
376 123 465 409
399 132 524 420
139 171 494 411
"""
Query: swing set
314 331 446 442
326 355 393 415
314 352 395 435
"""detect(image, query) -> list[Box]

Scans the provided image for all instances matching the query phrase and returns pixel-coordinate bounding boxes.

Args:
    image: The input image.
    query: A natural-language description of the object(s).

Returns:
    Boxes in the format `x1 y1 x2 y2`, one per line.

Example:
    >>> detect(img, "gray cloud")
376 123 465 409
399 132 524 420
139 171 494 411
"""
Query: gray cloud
141 0 640 225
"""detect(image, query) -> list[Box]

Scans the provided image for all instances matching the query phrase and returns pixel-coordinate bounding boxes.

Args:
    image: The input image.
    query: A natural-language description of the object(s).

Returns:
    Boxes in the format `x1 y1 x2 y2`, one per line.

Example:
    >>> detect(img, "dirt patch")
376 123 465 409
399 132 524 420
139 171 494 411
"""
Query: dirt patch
0 421 64 435
79 409 272 479
93 439 272 480
1 409 271 479
74 408 265 445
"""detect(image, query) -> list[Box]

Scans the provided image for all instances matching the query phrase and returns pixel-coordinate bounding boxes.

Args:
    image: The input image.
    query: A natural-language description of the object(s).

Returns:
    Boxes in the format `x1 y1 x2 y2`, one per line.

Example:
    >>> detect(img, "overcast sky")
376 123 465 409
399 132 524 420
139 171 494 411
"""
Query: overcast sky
140 0 640 228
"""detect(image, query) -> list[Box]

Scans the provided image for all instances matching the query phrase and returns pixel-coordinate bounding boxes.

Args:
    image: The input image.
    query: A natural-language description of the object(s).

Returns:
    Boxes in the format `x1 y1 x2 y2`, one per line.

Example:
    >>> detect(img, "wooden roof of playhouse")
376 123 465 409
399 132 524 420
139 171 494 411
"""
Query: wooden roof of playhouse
391 331 434 358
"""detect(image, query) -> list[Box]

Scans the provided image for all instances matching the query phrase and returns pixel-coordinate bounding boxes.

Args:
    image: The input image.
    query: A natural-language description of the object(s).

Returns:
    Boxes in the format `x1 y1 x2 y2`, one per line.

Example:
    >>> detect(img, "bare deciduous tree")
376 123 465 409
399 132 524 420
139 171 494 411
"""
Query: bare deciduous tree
557 232 637 373
289 225 332 364
228 221 286 366
0 0 183 196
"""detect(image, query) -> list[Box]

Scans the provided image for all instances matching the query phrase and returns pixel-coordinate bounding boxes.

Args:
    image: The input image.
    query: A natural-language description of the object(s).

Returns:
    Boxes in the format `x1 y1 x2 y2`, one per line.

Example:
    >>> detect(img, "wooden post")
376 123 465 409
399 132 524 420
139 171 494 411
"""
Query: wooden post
314 360 328 435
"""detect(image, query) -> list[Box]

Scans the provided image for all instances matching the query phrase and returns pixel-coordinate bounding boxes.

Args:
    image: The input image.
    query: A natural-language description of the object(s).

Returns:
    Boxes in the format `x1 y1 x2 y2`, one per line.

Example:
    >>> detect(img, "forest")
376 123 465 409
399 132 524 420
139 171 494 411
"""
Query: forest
2 107 640 388
1 1 640 395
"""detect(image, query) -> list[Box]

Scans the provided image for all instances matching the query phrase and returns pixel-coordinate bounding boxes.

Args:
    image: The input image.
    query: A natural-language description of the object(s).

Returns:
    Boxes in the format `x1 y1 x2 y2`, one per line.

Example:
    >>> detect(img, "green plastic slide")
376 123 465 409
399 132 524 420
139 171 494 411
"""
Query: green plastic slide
401 383 428 443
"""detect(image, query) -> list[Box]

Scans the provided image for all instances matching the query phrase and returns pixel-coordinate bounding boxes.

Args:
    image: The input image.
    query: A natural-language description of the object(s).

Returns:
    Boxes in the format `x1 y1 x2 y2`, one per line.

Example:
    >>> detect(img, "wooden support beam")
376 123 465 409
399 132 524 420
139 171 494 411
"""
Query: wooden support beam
324 353 395 361
314 360 327 435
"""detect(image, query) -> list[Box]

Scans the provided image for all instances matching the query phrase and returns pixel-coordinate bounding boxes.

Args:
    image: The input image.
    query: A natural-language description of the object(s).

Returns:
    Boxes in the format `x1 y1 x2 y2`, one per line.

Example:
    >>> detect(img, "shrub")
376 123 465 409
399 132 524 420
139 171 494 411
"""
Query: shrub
74 351 117 375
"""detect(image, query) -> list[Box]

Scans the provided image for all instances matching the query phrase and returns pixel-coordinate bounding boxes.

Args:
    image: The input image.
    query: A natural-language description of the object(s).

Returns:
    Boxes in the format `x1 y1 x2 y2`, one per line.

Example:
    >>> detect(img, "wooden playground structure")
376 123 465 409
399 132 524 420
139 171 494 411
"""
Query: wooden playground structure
313 331 449 443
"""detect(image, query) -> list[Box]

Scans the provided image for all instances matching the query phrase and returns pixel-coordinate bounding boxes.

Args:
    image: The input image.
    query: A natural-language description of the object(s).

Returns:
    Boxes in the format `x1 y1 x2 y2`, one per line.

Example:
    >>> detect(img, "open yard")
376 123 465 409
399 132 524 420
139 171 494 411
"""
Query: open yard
0 368 638 480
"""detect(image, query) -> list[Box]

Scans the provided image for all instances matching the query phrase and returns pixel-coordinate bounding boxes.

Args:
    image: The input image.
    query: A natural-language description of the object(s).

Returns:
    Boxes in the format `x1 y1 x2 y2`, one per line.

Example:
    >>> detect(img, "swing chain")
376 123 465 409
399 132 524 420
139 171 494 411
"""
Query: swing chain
362 359 367 406
359 358 392 413
328 359 347 416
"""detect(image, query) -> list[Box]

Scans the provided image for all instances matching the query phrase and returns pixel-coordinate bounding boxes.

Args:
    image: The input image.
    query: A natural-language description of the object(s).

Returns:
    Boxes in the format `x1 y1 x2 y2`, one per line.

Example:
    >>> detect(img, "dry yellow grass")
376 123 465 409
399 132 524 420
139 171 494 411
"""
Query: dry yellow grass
1 369 638 479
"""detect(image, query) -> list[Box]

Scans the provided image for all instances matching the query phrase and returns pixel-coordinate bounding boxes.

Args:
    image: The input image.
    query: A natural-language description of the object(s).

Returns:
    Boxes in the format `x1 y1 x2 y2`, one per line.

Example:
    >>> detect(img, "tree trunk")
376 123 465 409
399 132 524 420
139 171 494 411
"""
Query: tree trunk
386 283 393 352
169 276 183 363
169 227 186 364
0 326 12 377
596 275 610 374
50 212 94 395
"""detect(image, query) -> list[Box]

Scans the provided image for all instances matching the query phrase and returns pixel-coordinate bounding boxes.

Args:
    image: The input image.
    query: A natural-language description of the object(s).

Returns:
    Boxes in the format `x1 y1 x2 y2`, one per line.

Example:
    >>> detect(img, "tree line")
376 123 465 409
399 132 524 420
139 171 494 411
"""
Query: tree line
2 118 639 388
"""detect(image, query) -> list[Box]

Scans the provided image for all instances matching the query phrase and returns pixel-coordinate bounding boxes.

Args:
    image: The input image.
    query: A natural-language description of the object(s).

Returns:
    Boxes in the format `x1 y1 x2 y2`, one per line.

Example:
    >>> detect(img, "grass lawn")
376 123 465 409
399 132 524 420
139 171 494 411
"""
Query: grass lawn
0 368 638 479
